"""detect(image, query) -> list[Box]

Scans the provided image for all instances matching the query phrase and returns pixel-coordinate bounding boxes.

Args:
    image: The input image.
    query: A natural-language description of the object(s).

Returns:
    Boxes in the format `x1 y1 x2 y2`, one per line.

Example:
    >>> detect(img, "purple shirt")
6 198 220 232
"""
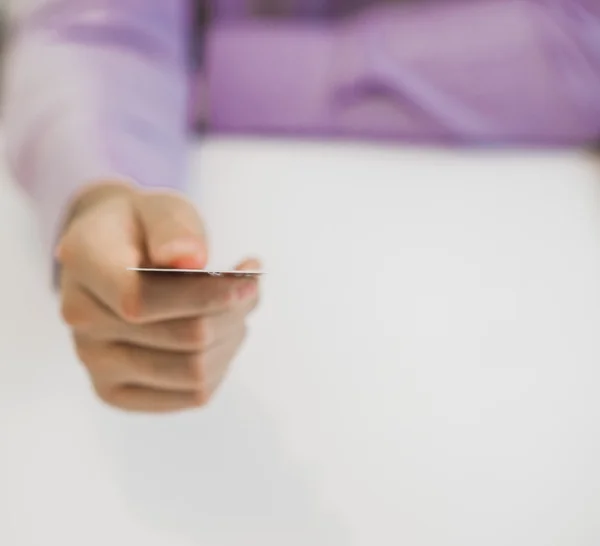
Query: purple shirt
3 0 600 255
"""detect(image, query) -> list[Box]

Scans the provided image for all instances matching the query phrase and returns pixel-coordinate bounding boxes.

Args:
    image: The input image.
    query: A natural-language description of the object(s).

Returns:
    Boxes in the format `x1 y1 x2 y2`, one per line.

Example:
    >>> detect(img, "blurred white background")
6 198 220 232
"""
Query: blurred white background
1 138 600 545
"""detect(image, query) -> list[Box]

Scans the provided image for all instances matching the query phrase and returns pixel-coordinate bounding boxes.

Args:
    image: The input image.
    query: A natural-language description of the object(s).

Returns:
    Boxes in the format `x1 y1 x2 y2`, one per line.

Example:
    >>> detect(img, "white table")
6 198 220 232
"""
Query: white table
1 138 600 545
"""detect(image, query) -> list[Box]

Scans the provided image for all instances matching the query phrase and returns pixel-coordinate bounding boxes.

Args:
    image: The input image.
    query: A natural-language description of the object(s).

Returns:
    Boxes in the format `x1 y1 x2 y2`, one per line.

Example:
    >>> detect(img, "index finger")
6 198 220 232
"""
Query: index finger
59 196 259 321
132 270 259 322
57 196 143 319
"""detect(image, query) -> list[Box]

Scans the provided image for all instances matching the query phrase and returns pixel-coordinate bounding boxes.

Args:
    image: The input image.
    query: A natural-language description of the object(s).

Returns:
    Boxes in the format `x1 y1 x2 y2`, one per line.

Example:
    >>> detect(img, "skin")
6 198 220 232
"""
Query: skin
56 181 261 413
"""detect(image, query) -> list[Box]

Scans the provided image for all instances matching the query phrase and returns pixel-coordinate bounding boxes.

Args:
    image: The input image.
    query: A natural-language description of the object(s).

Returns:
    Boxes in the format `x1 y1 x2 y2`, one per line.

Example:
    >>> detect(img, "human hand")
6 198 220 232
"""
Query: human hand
56 182 260 413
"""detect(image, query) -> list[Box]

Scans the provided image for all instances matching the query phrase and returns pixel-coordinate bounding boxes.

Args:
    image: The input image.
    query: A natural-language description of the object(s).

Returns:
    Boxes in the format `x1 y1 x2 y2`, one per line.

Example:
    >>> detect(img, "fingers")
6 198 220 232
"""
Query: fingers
61 274 257 351
235 257 262 272
63 266 252 412
58 189 258 322
57 192 143 318
75 324 246 413
75 328 244 392
76 339 206 392
57 185 261 413
133 271 259 322
96 386 202 414
135 190 208 269
63 269 258 324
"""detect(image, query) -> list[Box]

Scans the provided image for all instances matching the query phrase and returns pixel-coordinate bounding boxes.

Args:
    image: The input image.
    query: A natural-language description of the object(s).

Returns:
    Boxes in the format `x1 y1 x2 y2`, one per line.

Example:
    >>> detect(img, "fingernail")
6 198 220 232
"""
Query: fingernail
171 256 206 269
158 240 205 268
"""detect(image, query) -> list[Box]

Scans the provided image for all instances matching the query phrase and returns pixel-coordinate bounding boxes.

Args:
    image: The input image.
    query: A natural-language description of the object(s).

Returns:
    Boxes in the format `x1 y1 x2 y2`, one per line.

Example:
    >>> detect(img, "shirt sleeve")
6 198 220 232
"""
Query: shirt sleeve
2 0 192 259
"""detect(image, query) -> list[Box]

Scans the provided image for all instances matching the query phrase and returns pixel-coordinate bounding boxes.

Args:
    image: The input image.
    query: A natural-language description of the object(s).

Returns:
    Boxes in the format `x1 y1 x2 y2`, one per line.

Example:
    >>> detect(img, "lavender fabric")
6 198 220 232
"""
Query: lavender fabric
3 0 600 255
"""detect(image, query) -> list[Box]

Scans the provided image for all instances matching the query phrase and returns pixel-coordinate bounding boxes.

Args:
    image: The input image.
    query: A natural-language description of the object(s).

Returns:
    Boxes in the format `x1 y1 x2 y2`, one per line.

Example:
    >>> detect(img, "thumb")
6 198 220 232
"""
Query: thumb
135 191 208 269
235 257 263 272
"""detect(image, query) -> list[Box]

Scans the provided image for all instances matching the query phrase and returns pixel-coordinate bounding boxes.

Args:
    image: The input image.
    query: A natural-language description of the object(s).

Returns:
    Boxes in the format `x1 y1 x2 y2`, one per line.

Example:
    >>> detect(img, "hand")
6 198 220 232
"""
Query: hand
56 181 260 413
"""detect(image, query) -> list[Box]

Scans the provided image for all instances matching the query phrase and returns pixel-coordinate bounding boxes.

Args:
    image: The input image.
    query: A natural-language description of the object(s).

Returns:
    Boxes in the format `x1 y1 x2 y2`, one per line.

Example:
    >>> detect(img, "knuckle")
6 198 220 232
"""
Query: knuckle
74 340 108 379
122 345 148 378
211 285 237 312
190 387 210 408
93 384 121 409
151 190 197 216
177 317 211 349
116 285 142 324
55 234 75 267
60 298 84 327
186 353 207 386
74 340 95 367
223 290 239 310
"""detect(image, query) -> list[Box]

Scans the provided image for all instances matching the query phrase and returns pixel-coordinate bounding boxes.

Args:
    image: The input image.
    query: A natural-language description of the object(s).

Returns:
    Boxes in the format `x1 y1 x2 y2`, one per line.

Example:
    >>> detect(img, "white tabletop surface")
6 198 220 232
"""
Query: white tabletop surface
1 138 600 545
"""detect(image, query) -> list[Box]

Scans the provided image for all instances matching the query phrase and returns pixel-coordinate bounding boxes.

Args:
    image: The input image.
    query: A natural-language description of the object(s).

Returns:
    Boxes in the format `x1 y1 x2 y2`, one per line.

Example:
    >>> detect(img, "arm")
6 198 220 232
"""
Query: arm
2 0 191 258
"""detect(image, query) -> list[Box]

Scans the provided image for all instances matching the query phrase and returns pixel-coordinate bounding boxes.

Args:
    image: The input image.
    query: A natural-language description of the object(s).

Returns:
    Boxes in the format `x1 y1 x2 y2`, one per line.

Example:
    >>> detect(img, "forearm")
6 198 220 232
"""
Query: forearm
3 0 191 257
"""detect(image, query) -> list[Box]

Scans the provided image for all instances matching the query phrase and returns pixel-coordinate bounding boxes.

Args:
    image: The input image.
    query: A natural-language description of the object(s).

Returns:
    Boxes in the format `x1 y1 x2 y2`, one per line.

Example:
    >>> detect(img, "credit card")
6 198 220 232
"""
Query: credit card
127 267 263 277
